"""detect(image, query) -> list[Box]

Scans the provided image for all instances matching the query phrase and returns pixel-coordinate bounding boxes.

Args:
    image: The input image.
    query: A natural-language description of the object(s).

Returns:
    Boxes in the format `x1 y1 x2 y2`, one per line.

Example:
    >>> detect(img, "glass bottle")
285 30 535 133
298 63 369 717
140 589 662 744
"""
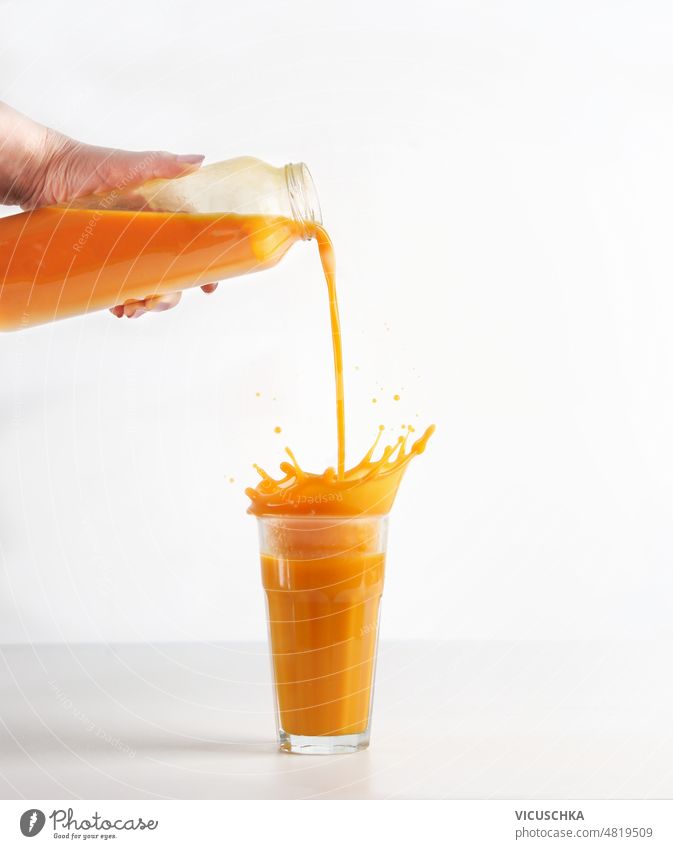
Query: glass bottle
0 157 321 331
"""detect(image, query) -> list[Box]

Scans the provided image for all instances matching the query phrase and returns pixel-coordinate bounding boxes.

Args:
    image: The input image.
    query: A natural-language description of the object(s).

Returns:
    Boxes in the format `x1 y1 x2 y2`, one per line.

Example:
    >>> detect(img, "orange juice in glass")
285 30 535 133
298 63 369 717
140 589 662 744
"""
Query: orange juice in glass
258 514 387 754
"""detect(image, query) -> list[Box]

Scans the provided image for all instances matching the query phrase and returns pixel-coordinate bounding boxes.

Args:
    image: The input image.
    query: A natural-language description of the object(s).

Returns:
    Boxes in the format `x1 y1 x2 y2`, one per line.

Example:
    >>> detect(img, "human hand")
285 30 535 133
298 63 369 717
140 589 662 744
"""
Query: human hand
0 101 218 319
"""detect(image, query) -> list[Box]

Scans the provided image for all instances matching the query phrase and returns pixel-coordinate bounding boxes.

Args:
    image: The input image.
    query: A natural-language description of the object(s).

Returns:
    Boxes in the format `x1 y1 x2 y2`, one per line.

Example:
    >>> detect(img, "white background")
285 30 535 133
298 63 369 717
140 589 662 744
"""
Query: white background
1 0 673 645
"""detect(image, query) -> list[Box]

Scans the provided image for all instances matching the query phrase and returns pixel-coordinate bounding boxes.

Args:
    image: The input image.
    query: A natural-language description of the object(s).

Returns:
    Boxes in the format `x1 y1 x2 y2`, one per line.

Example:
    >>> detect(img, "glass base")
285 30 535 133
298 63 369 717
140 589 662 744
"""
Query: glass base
279 729 370 755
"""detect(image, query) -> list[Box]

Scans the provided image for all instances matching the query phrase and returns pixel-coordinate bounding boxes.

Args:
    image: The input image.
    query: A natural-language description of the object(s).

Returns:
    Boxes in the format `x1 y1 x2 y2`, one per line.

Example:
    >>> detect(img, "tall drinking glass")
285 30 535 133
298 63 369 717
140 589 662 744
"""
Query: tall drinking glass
258 514 388 754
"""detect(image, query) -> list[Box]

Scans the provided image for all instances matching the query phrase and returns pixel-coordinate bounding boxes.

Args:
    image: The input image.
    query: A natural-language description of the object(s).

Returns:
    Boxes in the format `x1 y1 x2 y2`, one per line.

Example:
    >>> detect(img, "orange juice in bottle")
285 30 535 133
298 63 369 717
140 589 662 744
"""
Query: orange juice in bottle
0 157 321 331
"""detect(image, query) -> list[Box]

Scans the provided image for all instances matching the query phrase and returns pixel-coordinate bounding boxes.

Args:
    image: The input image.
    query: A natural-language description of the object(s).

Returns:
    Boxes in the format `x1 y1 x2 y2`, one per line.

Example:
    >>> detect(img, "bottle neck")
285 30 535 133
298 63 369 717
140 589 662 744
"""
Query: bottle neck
284 163 322 240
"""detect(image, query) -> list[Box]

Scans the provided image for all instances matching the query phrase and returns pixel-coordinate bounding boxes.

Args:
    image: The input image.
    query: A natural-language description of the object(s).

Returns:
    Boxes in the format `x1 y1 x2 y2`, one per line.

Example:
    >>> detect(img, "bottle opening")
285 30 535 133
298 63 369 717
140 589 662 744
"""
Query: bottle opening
285 163 322 239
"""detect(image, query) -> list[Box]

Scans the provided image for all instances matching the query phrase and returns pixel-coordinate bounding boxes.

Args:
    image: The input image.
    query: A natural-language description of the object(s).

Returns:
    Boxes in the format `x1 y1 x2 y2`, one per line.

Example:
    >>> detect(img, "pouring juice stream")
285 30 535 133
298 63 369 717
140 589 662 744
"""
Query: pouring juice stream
246 220 434 515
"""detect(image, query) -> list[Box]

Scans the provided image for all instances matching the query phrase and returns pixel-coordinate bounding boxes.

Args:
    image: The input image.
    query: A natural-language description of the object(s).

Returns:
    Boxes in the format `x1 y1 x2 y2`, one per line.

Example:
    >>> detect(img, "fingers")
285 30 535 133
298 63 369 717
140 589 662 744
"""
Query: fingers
109 283 216 320
98 149 204 191
109 299 149 319
109 291 182 319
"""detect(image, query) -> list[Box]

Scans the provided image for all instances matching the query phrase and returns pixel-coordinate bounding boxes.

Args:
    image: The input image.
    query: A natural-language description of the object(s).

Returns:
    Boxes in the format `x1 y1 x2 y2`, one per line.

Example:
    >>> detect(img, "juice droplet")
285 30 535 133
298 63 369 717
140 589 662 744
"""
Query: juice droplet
255 392 261 397
229 477 235 483
394 394 400 401
371 398 377 404
274 426 282 434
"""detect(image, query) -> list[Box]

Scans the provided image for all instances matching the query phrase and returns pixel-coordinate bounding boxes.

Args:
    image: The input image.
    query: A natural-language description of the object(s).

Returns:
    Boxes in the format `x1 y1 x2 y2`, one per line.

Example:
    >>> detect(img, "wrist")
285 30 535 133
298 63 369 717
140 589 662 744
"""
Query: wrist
0 102 57 207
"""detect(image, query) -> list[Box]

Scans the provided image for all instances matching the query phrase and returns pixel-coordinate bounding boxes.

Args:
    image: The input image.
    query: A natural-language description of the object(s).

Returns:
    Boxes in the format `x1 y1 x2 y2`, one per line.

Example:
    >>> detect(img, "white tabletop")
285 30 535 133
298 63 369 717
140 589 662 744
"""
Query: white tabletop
1 640 671 800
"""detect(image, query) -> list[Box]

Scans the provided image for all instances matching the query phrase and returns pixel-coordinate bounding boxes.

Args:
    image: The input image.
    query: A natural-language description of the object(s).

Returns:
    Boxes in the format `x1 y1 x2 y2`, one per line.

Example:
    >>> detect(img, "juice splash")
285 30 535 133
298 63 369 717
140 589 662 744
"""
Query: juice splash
246 422 434 516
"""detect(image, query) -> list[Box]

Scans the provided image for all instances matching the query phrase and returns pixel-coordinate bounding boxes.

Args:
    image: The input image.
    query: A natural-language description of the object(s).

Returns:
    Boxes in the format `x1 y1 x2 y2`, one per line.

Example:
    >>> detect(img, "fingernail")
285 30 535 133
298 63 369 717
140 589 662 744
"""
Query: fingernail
175 154 204 164
129 308 147 319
